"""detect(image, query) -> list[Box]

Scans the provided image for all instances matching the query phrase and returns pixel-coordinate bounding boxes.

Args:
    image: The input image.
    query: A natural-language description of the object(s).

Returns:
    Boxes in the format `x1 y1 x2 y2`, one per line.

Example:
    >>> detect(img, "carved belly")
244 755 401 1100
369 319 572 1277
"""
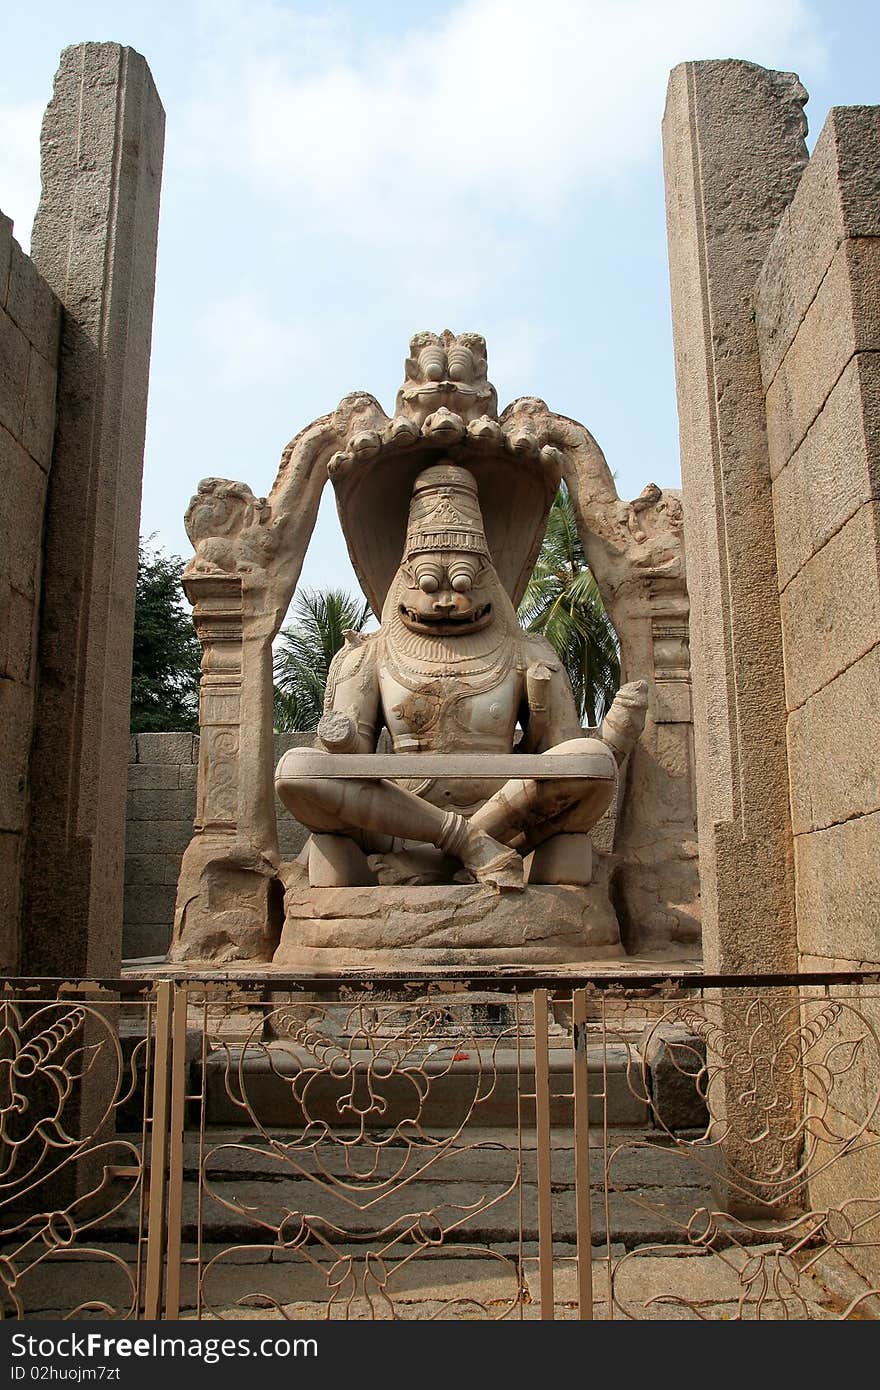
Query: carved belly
379 670 520 812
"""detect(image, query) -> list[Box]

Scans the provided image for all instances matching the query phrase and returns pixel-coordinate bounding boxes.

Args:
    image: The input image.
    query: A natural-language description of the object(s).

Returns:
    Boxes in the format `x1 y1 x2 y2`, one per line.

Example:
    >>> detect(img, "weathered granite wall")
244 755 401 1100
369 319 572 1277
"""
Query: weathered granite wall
755 106 880 974
662 58 810 1216
124 732 313 959
664 64 880 976
0 44 165 977
0 215 61 972
665 59 879 1269
754 105 880 1292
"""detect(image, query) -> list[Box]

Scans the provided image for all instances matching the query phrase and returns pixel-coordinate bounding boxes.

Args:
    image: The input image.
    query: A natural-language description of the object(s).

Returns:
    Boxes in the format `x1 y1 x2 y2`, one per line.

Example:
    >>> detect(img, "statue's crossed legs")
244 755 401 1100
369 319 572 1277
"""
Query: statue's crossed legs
278 737 617 891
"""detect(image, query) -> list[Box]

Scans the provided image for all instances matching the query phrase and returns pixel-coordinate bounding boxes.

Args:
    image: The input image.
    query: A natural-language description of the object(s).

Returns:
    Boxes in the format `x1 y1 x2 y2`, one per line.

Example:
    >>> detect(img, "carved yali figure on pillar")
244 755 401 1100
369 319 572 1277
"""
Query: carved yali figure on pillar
274 462 648 965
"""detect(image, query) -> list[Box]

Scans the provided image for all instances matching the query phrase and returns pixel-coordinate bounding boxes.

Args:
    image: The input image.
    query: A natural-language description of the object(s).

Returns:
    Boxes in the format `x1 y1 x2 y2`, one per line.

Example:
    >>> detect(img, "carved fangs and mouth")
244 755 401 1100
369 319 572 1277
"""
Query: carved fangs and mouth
399 602 492 631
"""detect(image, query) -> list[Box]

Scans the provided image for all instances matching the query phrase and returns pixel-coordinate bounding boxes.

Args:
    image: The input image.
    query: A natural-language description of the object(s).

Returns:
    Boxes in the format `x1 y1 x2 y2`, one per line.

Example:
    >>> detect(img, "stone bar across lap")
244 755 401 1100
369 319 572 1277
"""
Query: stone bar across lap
276 753 616 781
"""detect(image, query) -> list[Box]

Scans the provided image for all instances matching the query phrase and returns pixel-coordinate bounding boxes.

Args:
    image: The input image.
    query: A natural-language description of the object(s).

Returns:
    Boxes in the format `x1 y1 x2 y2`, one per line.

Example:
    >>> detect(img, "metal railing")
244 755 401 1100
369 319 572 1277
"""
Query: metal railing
1 971 878 1320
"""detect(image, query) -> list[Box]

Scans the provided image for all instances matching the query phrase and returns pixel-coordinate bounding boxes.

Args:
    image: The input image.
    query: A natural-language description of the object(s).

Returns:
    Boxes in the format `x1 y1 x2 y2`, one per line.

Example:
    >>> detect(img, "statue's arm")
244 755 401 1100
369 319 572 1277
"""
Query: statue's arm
518 635 584 752
316 634 380 753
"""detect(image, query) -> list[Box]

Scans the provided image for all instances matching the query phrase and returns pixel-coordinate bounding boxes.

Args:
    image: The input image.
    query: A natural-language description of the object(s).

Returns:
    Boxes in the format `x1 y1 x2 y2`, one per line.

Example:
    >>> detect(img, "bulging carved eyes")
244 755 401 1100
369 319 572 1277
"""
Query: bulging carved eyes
447 345 474 382
448 560 475 592
411 556 479 593
418 345 447 382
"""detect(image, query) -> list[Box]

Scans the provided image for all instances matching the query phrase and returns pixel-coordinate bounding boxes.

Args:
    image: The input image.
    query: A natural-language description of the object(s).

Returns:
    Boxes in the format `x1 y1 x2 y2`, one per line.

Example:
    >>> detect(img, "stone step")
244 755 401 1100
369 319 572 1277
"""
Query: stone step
14 1126 849 1321
201 1041 655 1128
5 1242 851 1320
76 1127 717 1249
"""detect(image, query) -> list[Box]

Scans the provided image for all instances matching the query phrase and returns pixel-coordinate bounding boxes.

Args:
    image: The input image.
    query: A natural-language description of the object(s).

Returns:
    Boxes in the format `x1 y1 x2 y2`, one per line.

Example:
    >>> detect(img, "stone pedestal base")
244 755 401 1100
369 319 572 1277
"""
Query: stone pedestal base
273 882 623 969
169 836 283 965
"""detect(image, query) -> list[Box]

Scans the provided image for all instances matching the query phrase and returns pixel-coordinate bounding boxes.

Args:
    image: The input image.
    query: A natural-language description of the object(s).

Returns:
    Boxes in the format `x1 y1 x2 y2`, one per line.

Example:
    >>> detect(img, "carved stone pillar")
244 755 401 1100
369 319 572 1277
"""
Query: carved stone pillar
168 416 340 963
191 576 245 835
169 575 282 963
22 43 164 977
608 576 699 953
663 59 809 1213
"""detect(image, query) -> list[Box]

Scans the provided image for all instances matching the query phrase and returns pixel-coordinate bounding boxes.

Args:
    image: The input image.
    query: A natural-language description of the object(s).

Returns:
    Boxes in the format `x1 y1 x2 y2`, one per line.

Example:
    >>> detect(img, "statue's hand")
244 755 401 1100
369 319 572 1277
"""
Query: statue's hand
317 711 358 753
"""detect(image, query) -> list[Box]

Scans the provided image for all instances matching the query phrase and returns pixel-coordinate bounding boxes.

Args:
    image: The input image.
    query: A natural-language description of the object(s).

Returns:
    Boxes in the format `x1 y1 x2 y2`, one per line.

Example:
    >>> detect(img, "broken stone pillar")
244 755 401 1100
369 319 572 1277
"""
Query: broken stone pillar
663 59 805 975
21 44 164 977
172 572 284 964
608 566 699 955
663 61 808 1212
169 426 335 966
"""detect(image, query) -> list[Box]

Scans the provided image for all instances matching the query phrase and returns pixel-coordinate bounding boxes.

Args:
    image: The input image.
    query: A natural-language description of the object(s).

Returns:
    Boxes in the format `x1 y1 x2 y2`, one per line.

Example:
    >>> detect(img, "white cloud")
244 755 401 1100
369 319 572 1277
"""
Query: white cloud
0 100 42 249
182 0 826 247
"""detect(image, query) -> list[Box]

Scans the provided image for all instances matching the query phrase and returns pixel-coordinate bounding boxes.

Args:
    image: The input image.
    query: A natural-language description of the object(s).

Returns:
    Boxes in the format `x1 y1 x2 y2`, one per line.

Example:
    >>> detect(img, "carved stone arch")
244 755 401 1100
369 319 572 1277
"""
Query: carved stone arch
169 334 700 964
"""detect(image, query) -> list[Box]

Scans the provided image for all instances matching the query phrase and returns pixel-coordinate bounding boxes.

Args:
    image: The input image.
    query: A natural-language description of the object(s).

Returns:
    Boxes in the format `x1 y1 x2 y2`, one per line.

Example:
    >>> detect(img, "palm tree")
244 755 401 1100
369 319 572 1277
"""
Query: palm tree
274 588 371 731
518 483 620 726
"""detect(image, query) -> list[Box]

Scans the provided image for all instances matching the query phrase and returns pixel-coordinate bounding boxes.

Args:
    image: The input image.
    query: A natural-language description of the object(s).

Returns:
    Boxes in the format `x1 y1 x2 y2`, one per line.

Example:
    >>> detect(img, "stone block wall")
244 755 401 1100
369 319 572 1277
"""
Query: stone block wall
753 110 880 1289
0 214 60 970
123 732 313 958
665 68 880 978
755 107 880 972
665 67 880 1280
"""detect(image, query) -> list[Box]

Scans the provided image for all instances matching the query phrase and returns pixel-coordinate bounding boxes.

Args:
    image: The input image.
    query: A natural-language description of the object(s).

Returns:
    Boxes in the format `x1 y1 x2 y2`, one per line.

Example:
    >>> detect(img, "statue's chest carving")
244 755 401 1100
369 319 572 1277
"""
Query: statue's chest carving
380 671 520 751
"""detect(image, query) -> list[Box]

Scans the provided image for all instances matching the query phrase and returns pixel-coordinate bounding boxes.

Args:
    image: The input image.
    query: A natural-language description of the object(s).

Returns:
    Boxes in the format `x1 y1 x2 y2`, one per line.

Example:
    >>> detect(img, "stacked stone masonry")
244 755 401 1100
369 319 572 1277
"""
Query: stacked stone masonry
0 215 60 971
124 733 313 959
755 106 880 971
665 66 880 1284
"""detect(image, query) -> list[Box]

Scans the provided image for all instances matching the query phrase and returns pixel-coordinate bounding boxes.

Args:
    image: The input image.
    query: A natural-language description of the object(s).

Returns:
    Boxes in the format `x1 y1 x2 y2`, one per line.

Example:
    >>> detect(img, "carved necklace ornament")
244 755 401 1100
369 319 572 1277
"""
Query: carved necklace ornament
388 675 509 745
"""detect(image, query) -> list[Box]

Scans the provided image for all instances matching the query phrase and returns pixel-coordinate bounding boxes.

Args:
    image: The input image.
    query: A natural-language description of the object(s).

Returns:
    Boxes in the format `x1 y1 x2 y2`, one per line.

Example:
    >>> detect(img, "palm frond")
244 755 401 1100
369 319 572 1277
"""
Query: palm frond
518 483 620 725
273 588 371 731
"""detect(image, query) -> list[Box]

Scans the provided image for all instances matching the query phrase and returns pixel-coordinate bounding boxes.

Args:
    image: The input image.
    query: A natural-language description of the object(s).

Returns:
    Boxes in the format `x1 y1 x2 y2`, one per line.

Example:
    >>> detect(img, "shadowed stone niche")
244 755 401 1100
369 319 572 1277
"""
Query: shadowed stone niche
169 332 699 967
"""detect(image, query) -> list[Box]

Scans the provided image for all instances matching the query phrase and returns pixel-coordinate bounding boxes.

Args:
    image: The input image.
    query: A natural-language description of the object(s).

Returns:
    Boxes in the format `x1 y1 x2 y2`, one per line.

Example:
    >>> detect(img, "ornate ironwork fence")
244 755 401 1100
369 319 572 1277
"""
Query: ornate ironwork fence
1 973 878 1320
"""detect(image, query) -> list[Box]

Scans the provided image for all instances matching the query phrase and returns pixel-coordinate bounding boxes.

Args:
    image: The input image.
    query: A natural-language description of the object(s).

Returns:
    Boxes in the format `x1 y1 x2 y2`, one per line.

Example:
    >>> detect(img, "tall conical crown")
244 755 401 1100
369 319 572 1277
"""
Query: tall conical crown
405 464 489 559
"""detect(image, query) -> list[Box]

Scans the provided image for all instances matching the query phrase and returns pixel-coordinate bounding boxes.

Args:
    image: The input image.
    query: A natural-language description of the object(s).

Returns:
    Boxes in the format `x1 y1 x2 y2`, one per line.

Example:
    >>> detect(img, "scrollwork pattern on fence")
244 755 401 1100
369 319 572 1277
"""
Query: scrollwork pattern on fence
604 993 880 1319
196 998 527 1319
0 997 154 1319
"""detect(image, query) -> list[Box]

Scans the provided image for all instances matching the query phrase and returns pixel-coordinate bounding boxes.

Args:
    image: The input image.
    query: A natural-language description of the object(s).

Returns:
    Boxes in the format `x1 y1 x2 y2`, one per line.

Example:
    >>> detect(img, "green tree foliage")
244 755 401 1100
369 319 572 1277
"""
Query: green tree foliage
130 538 201 732
274 588 371 731
518 483 620 726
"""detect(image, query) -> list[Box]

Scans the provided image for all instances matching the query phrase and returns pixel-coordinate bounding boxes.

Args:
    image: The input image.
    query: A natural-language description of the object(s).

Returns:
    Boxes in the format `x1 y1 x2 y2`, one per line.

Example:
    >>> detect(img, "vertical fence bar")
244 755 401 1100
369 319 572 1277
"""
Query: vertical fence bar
163 985 189 1319
600 993 614 1315
515 990 525 1319
144 981 173 1318
572 988 594 1320
133 994 154 1314
533 987 555 1319
195 995 208 1321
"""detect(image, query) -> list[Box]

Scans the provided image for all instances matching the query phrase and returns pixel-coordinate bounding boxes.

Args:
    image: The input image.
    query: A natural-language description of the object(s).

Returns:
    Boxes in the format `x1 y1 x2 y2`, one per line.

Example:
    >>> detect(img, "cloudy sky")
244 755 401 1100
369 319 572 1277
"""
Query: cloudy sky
2 1 878 605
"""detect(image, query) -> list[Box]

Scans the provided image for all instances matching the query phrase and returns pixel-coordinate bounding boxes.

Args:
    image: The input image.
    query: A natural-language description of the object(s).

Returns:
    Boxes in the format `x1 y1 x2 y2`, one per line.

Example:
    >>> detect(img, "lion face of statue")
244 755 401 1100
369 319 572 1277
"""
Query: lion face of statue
397 549 495 636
